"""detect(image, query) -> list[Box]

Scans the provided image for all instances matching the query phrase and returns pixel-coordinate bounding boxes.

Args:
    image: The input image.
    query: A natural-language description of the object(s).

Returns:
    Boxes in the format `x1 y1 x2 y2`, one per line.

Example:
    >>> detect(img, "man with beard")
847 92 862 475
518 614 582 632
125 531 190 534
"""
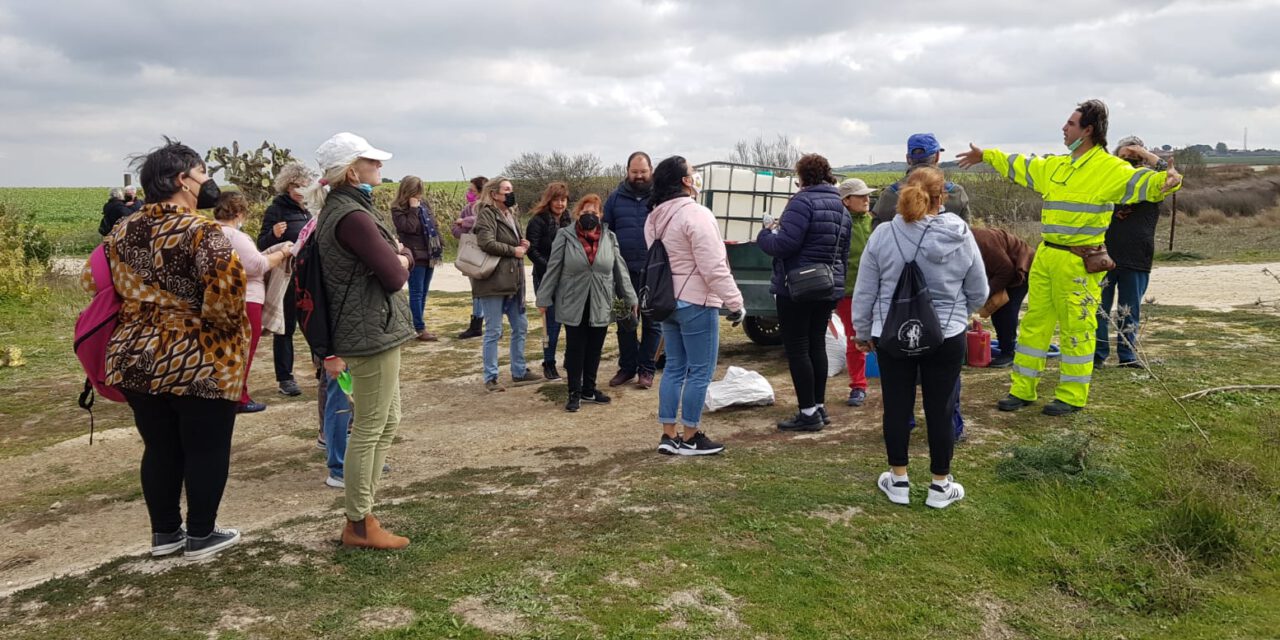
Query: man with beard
957 99 1182 416
603 151 659 389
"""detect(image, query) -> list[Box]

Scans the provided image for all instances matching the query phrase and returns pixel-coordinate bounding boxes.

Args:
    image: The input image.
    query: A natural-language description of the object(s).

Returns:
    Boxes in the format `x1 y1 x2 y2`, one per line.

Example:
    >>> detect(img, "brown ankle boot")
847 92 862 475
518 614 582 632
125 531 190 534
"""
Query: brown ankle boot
341 517 370 548
366 515 410 549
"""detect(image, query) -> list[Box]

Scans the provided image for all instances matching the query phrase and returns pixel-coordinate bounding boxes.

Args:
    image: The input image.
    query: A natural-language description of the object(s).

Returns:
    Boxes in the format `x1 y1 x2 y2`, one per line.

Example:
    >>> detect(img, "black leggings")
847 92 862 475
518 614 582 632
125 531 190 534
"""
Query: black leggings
124 391 237 537
273 282 297 381
776 296 836 409
877 333 965 476
563 297 608 394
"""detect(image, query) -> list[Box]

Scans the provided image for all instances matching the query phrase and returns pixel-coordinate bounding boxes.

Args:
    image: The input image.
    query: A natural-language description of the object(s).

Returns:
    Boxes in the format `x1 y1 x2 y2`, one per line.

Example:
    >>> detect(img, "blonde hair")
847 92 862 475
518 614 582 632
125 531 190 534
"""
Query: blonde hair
897 166 946 223
477 176 512 210
392 175 424 212
302 160 360 212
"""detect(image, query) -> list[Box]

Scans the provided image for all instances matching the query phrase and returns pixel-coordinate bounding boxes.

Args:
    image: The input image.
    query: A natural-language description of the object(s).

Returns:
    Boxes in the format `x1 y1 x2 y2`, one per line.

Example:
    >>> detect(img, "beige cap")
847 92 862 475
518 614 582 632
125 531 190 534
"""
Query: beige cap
838 178 876 198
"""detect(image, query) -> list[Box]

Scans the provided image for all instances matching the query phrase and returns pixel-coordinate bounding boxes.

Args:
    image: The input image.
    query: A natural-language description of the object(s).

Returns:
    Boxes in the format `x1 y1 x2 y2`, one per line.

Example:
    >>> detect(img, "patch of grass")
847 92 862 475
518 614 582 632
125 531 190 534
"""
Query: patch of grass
997 433 1114 484
1155 250 1205 262
1 302 1279 638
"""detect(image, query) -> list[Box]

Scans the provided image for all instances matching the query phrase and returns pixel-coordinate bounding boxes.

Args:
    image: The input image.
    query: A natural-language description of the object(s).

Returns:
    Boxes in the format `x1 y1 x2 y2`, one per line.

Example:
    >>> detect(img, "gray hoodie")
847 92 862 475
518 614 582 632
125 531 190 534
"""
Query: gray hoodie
851 212 988 340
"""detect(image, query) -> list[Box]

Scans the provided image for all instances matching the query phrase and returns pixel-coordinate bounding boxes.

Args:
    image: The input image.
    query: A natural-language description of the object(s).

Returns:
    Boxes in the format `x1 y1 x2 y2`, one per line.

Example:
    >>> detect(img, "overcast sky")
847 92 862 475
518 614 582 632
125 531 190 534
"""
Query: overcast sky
2 0 1278 187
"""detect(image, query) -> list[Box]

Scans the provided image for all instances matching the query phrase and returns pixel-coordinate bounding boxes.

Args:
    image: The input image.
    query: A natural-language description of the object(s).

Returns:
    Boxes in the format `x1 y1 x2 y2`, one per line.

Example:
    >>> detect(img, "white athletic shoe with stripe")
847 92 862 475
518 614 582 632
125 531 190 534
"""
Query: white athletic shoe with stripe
925 476 965 509
877 471 910 505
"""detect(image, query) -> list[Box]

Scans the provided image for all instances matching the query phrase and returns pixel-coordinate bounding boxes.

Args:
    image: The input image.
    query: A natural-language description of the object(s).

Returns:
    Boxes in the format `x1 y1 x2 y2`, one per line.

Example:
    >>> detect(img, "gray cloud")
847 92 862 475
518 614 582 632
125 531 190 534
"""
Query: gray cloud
2 0 1278 187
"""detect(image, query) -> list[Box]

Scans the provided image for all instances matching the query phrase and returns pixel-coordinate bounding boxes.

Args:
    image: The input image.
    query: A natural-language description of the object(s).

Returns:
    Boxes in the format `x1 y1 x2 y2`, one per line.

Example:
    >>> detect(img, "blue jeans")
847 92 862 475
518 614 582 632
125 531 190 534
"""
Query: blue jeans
320 366 351 479
542 305 562 366
479 295 528 381
658 304 721 428
617 270 662 375
472 296 482 317
1095 268 1150 363
407 264 435 332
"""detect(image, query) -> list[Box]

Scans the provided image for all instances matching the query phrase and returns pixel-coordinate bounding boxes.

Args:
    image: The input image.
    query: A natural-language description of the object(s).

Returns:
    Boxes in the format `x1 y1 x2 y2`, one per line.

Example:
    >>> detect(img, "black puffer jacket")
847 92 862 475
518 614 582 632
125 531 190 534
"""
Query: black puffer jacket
525 209 572 282
756 184 853 300
257 193 313 250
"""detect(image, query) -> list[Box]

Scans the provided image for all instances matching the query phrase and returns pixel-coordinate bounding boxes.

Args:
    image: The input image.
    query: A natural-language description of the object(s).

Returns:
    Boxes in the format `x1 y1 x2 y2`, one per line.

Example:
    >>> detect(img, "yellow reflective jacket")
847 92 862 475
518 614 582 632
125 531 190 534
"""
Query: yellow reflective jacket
983 145 1181 246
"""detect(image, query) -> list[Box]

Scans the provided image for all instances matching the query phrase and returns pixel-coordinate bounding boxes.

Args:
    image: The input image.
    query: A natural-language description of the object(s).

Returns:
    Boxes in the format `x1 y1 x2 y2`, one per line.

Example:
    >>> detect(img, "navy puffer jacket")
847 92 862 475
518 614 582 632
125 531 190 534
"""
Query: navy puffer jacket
756 184 852 300
603 180 652 272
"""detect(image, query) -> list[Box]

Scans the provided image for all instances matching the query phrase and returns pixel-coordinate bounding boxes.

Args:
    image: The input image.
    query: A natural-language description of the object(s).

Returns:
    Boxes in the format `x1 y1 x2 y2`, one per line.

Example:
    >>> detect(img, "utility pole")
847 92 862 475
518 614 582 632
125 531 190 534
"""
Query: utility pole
1244 127 1248 151
1168 193 1177 251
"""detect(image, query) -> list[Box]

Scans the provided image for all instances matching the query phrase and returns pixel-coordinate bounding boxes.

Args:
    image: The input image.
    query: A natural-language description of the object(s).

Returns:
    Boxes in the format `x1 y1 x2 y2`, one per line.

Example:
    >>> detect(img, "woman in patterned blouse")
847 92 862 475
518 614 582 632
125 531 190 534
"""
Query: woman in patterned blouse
86 138 249 561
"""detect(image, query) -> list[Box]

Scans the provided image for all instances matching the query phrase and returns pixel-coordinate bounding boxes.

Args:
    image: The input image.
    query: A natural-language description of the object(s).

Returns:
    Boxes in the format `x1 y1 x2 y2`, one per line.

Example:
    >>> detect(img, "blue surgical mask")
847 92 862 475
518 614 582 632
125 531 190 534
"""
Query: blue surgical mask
357 183 374 195
1066 137 1084 153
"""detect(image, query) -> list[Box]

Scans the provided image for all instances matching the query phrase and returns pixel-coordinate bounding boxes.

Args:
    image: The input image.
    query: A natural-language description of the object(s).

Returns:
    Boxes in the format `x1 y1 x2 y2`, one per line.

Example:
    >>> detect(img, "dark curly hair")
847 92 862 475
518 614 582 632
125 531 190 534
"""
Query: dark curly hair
1076 99 1109 150
795 153 836 188
649 155 691 210
130 137 205 204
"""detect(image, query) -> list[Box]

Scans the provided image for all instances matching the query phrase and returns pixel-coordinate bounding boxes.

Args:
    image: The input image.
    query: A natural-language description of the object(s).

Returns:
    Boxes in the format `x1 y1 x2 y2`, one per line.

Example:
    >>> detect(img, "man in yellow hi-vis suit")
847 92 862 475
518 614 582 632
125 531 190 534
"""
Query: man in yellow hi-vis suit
957 99 1182 416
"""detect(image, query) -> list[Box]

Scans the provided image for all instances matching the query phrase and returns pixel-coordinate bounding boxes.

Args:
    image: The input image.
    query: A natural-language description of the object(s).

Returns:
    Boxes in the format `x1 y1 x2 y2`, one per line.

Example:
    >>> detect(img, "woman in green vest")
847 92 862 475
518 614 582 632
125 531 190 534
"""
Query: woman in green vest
310 132 417 550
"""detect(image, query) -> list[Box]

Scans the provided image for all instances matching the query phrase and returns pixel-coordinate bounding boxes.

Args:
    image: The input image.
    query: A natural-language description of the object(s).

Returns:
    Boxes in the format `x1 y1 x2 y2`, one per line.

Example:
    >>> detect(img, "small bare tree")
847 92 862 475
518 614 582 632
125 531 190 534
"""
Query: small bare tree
730 134 801 170
503 150 607 208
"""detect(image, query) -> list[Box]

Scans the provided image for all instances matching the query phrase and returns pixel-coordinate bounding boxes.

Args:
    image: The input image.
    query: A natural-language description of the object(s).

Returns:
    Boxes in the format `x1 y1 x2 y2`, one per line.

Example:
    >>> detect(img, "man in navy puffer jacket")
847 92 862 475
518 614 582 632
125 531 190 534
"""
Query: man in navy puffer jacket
757 154 852 432
603 151 660 389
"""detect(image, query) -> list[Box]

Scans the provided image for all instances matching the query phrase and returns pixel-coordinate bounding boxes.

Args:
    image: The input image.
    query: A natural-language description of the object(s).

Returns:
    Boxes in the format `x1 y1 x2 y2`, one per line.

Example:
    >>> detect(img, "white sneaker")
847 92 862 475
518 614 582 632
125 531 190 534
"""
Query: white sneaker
325 475 345 489
877 471 910 505
926 476 965 509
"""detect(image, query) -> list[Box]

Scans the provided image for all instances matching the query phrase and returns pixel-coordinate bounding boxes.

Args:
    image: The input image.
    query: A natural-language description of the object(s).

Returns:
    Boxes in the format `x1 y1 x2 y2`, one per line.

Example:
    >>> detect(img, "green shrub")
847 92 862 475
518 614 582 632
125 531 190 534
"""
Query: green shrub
0 202 48 300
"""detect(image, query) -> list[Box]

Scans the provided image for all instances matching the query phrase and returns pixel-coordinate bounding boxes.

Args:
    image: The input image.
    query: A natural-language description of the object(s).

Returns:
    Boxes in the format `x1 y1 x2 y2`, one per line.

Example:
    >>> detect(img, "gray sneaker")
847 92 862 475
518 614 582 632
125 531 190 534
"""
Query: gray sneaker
184 526 240 560
484 378 506 392
510 371 543 386
151 527 186 557
278 379 302 396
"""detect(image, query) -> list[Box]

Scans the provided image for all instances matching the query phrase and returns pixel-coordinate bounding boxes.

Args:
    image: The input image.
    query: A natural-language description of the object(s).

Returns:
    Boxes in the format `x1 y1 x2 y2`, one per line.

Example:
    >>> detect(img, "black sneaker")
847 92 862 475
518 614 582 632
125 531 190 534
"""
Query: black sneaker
990 353 1015 368
817 406 832 426
151 527 186 557
846 389 867 406
677 432 724 456
1116 360 1142 369
1042 400 1083 416
184 526 240 560
657 434 683 455
996 394 1033 412
278 379 302 397
580 389 611 405
565 392 580 412
777 411 823 432
543 363 562 380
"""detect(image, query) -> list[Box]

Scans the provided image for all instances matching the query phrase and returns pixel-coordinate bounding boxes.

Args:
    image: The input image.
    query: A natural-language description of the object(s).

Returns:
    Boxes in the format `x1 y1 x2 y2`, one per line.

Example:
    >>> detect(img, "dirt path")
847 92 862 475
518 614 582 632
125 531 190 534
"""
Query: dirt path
9 260 1276 597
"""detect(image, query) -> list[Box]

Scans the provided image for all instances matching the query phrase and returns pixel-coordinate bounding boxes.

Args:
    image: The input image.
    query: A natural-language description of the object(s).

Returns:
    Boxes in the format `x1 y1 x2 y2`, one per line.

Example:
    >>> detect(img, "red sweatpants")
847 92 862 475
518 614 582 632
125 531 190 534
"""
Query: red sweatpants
835 296 867 391
241 302 263 405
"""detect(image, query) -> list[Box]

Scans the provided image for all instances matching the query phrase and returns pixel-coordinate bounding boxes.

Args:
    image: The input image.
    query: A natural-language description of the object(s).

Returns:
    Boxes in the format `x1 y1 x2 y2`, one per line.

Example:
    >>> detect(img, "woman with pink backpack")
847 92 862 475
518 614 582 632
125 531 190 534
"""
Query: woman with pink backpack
81 138 250 561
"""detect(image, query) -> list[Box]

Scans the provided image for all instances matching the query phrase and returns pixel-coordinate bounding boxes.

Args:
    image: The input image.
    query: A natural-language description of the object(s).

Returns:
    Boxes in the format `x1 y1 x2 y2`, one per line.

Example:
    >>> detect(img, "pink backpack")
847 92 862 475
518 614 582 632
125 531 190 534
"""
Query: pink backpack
74 245 124 442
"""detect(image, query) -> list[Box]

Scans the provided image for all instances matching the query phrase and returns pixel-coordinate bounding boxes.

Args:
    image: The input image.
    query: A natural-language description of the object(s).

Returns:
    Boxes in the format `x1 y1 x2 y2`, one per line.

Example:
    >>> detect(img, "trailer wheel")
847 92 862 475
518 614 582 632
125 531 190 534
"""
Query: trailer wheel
742 316 783 346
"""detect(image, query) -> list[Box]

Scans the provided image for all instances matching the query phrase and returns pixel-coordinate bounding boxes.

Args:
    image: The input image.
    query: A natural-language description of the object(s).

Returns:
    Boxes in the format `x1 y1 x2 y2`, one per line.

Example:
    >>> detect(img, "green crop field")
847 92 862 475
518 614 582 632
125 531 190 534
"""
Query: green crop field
0 182 470 256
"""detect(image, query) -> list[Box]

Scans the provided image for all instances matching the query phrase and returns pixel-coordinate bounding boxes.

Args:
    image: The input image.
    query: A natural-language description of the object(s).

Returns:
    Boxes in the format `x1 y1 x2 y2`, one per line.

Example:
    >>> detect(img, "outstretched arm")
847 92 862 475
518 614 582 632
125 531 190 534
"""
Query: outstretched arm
958 143 1048 196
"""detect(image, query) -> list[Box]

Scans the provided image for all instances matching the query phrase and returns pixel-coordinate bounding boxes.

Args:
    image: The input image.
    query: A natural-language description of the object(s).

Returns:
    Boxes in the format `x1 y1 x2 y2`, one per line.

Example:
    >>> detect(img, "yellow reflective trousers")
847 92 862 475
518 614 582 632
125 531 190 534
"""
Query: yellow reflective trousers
1009 243 1103 407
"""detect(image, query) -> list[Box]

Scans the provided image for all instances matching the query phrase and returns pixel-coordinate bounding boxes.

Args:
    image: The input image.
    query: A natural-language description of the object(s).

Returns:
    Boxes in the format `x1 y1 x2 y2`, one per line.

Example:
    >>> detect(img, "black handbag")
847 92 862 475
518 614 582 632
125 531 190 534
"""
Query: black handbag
784 216 843 302
785 263 836 302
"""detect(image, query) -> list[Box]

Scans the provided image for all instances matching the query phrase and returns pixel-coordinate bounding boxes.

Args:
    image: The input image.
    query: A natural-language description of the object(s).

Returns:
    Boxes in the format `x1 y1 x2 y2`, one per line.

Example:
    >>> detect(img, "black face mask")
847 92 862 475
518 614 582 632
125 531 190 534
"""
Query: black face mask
578 213 599 231
187 175 220 209
503 192 517 208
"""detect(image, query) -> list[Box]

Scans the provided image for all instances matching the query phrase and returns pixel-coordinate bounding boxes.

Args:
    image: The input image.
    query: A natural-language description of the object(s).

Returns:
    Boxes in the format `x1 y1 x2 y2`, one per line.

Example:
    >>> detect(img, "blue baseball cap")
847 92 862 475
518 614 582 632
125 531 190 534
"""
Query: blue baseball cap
907 133 943 161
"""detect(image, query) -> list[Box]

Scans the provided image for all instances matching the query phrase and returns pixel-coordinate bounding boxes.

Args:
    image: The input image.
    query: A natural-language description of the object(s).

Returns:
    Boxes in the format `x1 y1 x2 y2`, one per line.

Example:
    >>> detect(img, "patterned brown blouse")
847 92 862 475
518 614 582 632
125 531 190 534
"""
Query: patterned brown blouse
82 203 250 401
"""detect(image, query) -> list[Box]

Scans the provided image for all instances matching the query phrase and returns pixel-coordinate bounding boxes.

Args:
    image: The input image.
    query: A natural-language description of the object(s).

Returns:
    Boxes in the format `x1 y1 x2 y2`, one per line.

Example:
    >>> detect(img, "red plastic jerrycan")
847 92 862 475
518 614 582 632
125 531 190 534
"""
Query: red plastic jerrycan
967 320 992 368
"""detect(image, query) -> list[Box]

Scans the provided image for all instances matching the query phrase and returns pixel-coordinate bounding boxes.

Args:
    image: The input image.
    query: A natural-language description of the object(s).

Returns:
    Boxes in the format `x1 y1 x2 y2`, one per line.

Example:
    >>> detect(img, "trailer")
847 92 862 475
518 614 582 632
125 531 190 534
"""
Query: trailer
693 161 802 345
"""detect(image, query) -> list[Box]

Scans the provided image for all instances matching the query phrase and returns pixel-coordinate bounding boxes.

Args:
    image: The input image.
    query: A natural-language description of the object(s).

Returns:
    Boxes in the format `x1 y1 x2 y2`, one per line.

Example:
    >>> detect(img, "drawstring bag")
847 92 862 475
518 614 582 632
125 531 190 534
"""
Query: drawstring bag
878 221 943 359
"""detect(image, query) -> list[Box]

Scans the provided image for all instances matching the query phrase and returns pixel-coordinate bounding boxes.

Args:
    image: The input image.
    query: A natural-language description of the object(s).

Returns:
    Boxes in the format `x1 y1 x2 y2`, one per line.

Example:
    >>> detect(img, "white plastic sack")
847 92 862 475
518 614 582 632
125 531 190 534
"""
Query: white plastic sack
826 312 846 378
704 366 775 412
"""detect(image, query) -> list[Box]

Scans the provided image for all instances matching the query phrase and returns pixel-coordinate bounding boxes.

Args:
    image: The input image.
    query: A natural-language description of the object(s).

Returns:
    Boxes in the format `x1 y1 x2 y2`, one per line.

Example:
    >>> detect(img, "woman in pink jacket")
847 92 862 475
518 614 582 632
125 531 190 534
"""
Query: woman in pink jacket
644 156 744 456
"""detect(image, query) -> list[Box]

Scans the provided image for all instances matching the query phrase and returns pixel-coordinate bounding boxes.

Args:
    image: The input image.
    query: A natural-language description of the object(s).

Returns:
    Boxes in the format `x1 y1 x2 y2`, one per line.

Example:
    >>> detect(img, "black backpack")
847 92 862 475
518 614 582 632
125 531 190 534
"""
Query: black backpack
638 214 685 323
878 221 944 359
292 236 335 358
